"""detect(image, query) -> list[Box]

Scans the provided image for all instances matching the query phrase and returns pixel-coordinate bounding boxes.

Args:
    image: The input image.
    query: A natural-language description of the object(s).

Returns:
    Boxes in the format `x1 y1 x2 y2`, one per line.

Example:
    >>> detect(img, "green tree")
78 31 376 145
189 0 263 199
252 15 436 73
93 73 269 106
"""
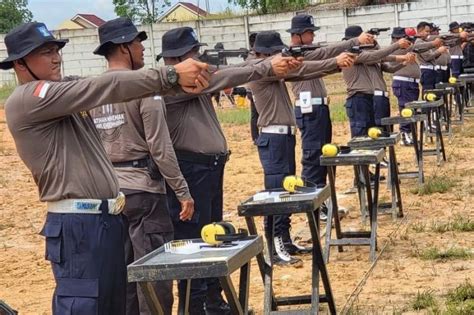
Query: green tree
112 0 171 24
0 0 33 33
229 0 309 14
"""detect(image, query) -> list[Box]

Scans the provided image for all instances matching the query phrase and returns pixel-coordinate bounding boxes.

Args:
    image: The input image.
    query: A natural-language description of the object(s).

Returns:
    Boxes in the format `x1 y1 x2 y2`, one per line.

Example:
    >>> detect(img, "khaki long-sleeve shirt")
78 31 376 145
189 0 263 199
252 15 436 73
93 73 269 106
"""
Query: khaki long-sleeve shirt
5 68 176 201
164 58 274 154
89 70 190 200
249 58 339 127
343 43 401 97
292 39 359 99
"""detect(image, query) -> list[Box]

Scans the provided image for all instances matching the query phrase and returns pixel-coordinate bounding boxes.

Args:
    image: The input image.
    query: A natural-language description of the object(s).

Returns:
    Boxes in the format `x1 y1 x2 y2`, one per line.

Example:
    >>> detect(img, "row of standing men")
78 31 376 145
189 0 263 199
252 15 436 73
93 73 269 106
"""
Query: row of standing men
2 13 472 315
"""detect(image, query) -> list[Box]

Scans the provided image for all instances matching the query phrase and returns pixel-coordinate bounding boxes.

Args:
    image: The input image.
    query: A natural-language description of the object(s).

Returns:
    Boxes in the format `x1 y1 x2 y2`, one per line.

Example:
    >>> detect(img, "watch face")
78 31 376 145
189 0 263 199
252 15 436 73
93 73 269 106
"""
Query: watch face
167 66 178 84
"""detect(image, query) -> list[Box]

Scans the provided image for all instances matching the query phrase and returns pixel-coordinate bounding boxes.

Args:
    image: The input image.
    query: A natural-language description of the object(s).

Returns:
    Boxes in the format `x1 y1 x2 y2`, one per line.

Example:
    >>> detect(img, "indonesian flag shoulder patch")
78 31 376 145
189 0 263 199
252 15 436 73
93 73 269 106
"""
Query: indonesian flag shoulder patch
33 81 51 98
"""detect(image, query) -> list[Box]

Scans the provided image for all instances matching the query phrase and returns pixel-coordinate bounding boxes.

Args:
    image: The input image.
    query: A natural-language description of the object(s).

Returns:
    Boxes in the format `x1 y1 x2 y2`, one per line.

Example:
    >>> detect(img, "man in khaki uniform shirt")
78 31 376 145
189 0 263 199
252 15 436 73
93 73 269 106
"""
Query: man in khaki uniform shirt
89 18 194 315
249 30 356 265
287 14 374 222
342 25 412 138
1 21 211 315
158 27 300 315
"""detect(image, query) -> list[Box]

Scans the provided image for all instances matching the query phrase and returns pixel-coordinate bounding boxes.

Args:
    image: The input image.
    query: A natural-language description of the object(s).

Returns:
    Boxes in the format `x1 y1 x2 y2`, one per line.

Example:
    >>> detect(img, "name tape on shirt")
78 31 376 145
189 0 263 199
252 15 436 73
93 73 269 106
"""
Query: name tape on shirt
33 81 50 98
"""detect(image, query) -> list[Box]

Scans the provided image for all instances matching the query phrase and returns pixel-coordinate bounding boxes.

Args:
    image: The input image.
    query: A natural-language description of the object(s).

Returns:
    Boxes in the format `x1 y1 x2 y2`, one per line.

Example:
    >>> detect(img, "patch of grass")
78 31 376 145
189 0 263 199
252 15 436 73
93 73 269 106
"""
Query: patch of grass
330 101 348 122
216 107 250 125
445 280 474 315
0 84 15 106
410 221 427 233
411 290 439 311
419 247 472 261
409 175 456 195
431 215 474 233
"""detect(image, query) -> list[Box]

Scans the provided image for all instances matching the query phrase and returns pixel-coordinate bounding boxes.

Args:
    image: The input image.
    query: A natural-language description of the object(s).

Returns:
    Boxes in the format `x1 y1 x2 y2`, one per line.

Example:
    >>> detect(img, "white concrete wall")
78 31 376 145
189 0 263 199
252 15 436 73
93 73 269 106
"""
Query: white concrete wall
1 0 474 85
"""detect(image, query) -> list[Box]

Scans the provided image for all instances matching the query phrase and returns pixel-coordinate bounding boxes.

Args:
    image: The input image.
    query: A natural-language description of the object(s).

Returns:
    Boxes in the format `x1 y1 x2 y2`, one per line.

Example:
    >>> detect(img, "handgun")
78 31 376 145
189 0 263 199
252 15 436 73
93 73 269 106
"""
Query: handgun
281 44 327 57
199 48 249 66
347 44 376 54
367 27 390 36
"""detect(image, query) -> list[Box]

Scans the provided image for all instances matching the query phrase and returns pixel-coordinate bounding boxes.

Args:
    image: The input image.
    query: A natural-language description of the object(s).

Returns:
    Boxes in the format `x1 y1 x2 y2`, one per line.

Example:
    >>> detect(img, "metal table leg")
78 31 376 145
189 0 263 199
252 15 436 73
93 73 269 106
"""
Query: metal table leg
139 282 165 315
307 209 337 315
244 217 277 310
220 275 244 315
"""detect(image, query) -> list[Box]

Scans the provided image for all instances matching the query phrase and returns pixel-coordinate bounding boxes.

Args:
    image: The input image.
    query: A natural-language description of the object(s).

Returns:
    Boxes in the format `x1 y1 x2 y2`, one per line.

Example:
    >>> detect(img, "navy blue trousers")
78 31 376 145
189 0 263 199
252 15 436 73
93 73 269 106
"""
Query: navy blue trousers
345 94 375 137
167 159 225 308
392 80 420 133
40 204 126 315
256 132 296 236
451 59 463 78
373 95 390 128
295 104 331 188
421 69 437 93
436 69 450 84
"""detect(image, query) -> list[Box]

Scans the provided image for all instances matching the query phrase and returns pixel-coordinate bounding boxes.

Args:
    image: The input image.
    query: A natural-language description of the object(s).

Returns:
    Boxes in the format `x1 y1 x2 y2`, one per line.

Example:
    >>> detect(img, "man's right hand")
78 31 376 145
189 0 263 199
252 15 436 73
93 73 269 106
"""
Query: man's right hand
432 37 444 48
437 46 449 54
270 54 302 77
174 58 210 93
358 32 375 45
336 52 355 68
397 38 412 49
179 198 195 221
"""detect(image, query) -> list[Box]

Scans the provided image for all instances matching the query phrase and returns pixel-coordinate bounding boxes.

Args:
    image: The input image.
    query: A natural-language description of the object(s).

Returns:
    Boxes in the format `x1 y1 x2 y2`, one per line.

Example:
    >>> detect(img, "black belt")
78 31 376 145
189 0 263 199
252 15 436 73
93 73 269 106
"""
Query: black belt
175 150 230 166
112 158 148 168
352 92 374 99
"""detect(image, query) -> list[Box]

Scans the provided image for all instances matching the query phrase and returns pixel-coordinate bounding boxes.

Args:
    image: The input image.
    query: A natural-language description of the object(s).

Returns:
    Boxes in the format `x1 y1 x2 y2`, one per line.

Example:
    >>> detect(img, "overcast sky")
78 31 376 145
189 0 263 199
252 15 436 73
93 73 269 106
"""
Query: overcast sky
28 0 239 30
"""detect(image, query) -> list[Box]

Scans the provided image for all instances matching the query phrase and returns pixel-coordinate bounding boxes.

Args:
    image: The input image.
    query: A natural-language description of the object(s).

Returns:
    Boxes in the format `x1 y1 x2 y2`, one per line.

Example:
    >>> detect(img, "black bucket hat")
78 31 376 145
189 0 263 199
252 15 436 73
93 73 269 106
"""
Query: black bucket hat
391 27 406 38
343 25 363 40
254 31 287 55
0 22 68 70
430 23 441 32
93 17 147 55
449 21 460 31
286 14 320 34
157 27 207 60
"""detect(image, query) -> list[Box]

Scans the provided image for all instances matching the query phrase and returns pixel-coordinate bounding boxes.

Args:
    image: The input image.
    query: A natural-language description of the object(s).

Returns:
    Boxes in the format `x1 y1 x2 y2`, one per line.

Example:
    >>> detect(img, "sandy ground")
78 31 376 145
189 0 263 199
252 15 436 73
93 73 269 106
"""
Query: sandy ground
0 103 473 314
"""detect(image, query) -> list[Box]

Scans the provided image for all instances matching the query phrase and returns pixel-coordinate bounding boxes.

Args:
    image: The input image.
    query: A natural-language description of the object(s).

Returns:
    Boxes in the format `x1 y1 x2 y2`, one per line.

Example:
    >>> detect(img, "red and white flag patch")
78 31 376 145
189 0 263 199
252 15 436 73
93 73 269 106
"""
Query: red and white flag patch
33 81 50 98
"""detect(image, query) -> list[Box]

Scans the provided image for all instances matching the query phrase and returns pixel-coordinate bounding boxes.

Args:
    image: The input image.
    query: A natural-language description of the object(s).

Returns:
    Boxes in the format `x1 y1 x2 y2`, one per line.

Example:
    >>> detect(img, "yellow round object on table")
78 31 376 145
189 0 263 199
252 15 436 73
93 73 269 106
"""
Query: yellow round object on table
424 93 437 101
401 108 413 118
368 127 382 139
283 175 304 193
201 223 226 245
235 95 247 108
322 144 339 157
449 77 457 84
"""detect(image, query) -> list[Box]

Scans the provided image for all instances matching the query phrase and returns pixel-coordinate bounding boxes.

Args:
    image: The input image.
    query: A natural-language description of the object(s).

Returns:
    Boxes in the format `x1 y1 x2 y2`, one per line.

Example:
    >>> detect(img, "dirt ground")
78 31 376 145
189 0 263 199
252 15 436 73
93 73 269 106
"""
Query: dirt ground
0 101 473 314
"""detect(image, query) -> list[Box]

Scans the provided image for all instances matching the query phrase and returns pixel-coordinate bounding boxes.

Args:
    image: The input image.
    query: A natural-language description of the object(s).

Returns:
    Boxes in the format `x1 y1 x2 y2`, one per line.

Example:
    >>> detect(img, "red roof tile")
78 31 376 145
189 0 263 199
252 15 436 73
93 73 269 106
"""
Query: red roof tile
75 14 106 27
180 2 208 16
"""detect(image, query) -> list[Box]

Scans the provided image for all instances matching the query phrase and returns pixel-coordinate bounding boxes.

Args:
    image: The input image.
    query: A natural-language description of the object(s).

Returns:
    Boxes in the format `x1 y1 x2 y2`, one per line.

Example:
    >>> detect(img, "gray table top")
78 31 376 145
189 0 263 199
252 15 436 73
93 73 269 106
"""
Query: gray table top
459 74 474 82
381 114 427 125
435 82 464 89
128 236 263 282
320 148 385 166
406 100 444 109
348 133 400 149
238 186 330 216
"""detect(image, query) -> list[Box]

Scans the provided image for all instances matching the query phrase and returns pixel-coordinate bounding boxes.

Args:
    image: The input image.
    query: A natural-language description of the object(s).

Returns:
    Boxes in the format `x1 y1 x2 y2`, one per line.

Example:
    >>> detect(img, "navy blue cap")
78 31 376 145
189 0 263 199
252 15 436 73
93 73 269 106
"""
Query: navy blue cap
94 18 147 55
0 22 68 70
391 27 406 38
254 31 287 55
449 21 460 31
286 14 320 34
343 25 363 40
158 27 207 59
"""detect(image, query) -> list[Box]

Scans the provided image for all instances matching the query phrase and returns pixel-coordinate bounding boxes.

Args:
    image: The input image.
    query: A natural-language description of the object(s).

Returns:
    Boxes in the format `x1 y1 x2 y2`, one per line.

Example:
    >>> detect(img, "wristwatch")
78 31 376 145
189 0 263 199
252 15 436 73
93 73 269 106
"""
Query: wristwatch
166 65 179 86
